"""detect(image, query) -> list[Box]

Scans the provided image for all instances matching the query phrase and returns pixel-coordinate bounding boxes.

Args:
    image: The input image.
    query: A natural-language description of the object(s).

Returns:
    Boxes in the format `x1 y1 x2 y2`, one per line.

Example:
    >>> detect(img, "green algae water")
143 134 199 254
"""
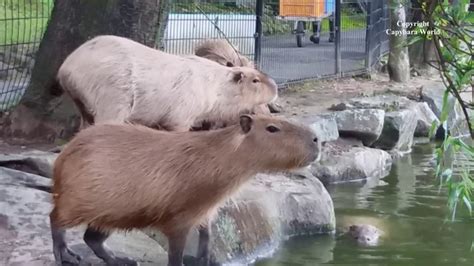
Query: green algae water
255 143 474 266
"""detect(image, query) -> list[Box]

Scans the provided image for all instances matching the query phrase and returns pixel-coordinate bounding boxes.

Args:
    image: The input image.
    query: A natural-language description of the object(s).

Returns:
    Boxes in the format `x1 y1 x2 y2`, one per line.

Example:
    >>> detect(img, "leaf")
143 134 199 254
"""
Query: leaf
462 196 472 215
440 90 450 123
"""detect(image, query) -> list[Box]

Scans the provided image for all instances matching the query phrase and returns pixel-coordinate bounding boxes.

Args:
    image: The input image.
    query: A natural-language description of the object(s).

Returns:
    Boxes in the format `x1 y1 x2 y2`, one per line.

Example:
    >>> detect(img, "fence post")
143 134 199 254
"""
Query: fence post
364 2 372 71
254 0 263 67
335 0 341 76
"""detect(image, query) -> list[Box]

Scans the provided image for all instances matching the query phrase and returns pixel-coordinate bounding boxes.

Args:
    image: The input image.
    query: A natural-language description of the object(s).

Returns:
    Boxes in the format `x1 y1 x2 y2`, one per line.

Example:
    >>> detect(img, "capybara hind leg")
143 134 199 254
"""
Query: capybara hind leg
50 217 81 265
167 230 190 266
83 227 137 266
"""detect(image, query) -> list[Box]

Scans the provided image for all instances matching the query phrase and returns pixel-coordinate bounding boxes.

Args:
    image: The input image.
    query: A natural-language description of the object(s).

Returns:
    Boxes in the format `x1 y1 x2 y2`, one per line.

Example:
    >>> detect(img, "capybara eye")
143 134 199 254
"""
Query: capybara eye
266 125 280 133
313 137 318 142
226 62 234 67
253 79 260 83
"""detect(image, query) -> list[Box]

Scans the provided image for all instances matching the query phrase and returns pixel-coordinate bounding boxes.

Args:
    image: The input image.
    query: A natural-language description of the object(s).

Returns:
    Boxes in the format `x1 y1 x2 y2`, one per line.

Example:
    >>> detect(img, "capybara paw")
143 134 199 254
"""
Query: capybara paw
60 247 82 265
108 256 138 266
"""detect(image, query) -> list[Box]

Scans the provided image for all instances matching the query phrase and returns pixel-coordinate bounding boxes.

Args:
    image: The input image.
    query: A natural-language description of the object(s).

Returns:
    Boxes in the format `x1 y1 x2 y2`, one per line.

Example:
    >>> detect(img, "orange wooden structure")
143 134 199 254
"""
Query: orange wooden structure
279 0 326 18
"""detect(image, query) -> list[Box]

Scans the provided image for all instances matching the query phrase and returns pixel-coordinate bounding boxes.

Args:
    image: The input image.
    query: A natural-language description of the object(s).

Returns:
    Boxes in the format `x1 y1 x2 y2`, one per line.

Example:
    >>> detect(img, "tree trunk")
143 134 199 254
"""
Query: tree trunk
3 0 166 143
388 0 411 82
408 0 439 74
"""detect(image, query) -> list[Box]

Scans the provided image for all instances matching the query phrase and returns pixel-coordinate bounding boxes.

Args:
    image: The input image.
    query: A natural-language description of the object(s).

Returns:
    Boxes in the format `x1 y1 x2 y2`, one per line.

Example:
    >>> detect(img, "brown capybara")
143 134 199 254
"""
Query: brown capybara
57 35 278 131
49 114 319 266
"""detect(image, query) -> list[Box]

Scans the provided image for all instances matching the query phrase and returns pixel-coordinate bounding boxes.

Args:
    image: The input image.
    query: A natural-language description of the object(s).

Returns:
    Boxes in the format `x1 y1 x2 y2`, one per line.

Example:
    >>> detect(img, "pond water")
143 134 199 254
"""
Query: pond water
255 143 474 266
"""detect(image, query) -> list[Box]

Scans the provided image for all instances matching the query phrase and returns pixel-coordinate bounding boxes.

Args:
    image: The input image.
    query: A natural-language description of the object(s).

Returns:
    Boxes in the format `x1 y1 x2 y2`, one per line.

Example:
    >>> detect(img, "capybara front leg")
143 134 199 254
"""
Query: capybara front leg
168 230 189 266
50 216 81 265
196 223 211 266
83 227 137 266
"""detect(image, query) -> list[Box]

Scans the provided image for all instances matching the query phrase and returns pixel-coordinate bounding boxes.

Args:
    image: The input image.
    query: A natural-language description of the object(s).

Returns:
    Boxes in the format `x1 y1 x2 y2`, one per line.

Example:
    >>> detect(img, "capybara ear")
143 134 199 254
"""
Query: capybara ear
239 114 253 133
232 71 244 83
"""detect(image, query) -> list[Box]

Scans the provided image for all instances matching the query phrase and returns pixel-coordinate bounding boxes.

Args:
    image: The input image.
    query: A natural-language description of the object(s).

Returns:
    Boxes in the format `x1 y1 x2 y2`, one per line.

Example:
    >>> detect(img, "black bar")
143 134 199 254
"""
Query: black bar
254 0 263 67
335 0 341 76
364 2 372 70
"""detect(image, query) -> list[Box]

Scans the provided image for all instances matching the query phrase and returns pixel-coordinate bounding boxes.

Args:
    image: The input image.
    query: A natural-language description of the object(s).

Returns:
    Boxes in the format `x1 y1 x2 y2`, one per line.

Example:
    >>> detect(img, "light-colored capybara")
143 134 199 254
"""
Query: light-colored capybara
194 39 274 128
195 39 255 68
49 114 320 266
57 35 278 131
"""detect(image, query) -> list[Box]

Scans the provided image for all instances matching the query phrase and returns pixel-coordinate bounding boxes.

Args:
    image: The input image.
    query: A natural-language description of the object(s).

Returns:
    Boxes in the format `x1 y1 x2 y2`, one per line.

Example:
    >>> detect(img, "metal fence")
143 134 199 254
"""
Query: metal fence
162 0 389 85
0 0 53 110
0 0 389 111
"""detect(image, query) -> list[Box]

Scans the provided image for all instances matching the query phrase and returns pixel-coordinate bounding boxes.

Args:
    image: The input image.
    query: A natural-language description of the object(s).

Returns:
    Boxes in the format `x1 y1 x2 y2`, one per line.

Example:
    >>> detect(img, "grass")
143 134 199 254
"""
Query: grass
0 0 53 45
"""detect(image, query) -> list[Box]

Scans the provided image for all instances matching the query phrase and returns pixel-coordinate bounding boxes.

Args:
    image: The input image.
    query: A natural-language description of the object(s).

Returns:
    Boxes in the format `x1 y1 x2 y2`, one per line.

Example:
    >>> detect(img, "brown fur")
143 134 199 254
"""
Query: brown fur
50 114 319 265
57 35 278 132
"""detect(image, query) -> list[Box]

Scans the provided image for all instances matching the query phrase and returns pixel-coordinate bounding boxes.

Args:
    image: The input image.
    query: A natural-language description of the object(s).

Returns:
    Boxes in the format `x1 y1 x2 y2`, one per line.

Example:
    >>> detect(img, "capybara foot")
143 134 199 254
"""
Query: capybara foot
57 247 81 265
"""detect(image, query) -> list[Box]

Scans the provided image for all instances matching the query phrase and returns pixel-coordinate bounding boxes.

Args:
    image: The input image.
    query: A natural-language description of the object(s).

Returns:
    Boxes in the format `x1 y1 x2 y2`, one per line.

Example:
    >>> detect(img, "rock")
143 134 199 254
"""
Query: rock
0 150 58 178
411 102 439 137
147 173 335 265
300 114 339 142
0 167 166 265
332 109 385 146
346 94 413 111
311 138 392 184
420 81 470 137
372 109 418 153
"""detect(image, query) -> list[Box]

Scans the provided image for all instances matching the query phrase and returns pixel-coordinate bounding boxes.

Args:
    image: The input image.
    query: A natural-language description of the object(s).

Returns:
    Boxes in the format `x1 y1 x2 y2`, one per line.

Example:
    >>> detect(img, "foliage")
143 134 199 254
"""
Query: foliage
416 0 474 220
0 0 53 45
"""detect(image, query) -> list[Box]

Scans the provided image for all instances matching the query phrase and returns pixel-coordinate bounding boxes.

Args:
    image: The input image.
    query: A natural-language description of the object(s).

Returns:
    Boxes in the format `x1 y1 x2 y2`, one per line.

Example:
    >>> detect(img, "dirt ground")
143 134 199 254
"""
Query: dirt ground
0 73 441 154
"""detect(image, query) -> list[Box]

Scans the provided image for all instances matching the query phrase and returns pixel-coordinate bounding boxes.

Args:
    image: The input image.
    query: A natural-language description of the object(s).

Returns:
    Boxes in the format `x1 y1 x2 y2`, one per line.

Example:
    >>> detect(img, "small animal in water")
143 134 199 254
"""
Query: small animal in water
49 114 320 266
348 224 383 246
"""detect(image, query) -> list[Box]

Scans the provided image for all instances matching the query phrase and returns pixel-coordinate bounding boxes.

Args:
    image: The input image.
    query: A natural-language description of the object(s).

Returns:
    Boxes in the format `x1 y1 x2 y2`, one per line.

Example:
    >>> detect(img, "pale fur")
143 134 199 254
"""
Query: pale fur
57 35 278 131
51 114 319 239
195 39 255 68
194 39 273 125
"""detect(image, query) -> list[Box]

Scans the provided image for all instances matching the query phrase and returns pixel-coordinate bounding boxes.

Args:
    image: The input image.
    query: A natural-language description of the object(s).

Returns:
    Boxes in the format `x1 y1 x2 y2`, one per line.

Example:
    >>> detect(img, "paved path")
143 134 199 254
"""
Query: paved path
260 29 368 84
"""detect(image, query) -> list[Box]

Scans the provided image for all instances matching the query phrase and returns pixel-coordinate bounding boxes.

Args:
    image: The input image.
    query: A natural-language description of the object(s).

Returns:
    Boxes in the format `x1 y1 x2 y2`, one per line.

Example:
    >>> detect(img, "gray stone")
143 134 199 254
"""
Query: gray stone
332 109 385 146
147 173 335 265
311 138 392 184
346 94 413 111
411 102 439 137
420 81 470 137
0 167 166 265
300 114 339 142
0 150 58 178
372 109 418 153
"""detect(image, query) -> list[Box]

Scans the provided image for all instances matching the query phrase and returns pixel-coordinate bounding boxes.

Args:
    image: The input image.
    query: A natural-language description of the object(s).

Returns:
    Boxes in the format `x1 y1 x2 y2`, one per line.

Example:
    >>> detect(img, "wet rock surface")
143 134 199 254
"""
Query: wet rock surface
332 109 385 146
310 138 392 184
372 109 418 153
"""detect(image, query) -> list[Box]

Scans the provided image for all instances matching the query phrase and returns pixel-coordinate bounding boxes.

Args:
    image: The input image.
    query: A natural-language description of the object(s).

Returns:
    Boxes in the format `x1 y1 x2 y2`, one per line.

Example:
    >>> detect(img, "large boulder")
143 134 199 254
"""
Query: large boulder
420 81 470 137
0 150 58 178
0 167 167 266
147 173 335 265
372 109 418 153
332 109 385 146
311 138 392 184
411 102 439 137
300 114 339 142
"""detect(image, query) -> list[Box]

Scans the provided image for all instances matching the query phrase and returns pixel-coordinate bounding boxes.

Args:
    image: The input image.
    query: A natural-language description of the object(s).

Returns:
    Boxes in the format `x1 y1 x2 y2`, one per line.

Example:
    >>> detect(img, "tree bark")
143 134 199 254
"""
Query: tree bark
4 0 165 142
408 0 439 74
388 0 411 82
